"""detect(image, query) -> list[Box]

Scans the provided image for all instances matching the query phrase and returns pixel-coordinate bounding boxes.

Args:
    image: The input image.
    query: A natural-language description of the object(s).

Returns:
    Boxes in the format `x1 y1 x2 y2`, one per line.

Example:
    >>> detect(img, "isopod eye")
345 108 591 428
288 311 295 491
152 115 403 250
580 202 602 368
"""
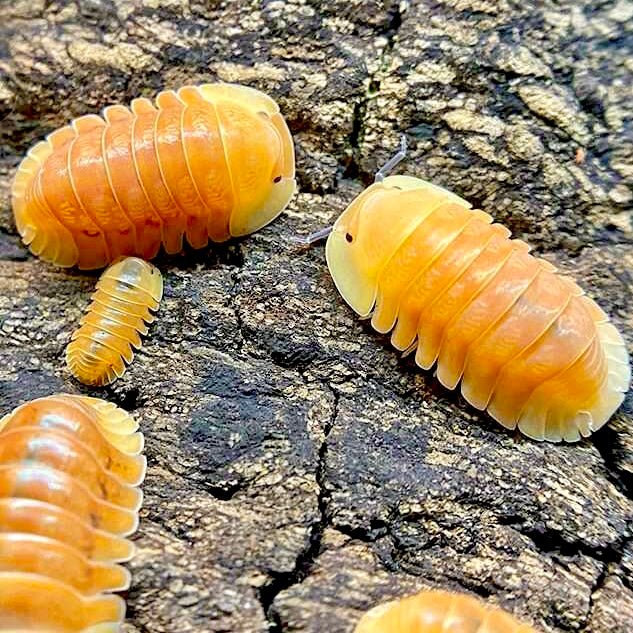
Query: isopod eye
345 233 354 243
273 175 282 183
258 111 270 120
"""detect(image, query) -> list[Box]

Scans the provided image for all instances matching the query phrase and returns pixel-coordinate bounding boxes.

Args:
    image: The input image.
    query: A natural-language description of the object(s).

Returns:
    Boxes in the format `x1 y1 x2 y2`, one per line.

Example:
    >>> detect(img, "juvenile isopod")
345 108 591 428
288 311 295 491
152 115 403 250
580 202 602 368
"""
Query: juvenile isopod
12 83 296 269
0 394 145 631
316 139 631 442
66 256 163 386
354 589 539 632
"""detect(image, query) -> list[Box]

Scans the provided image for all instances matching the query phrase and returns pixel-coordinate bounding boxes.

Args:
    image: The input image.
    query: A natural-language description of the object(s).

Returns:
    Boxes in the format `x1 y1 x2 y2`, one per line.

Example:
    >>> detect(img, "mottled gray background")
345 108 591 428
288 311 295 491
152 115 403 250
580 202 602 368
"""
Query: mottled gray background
0 1 632 631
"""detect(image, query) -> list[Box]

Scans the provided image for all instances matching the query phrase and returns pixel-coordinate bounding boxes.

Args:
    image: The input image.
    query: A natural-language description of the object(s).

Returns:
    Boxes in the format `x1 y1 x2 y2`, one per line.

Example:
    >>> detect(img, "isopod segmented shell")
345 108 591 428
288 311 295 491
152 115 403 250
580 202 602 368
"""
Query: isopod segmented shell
66 257 163 386
12 83 296 269
326 176 631 442
0 394 145 632
354 589 539 632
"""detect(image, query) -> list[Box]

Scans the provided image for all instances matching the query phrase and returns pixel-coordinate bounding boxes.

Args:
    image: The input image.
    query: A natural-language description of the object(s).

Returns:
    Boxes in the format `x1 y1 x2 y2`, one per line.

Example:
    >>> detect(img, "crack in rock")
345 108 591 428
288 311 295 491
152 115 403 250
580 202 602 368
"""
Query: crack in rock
260 388 339 631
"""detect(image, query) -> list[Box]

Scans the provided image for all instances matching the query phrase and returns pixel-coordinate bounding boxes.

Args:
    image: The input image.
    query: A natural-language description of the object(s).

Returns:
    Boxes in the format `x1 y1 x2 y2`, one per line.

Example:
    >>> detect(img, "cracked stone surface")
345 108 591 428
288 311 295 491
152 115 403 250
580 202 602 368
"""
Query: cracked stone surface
0 1 632 632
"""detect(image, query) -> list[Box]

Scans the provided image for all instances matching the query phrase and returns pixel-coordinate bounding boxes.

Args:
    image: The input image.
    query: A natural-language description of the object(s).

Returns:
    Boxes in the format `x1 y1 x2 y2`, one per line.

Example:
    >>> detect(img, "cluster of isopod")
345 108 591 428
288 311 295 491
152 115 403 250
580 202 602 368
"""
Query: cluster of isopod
6 79 630 630
12 83 630 440
0 395 144 631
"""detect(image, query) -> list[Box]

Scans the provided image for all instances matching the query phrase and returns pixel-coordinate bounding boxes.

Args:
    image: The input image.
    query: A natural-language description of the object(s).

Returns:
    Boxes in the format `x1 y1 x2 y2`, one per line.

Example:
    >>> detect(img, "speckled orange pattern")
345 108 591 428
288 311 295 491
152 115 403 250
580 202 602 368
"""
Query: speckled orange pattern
0 394 144 632
354 589 539 633
326 176 630 442
66 257 163 386
12 83 296 269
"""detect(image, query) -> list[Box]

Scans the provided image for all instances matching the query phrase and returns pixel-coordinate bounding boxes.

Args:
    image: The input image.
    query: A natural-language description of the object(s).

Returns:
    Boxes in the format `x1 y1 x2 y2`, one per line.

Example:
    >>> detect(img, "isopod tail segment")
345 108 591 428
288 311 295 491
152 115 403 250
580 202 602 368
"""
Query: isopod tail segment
322 137 631 442
0 394 145 631
354 589 540 632
66 256 163 387
12 82 296 269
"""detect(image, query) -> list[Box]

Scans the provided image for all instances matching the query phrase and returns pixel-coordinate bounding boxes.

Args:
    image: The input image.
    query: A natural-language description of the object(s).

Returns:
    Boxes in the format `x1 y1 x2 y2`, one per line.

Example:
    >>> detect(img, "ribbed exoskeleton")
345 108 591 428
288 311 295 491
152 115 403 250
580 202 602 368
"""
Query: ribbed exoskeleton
12 83 296 269
0 394 145 632
66 257 163 386
354 589 539 632
326 176 631 442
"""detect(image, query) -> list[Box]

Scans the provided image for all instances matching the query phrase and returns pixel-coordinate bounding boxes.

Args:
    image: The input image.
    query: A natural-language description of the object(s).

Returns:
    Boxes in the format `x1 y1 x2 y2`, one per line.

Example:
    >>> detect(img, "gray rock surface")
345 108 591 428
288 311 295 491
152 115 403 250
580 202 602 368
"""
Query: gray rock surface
0 1 632 631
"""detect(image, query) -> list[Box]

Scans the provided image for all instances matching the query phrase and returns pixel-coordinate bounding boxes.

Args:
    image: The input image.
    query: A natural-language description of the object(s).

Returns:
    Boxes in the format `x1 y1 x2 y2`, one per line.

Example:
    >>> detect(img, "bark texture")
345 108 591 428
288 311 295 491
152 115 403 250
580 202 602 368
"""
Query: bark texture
0 1 632 632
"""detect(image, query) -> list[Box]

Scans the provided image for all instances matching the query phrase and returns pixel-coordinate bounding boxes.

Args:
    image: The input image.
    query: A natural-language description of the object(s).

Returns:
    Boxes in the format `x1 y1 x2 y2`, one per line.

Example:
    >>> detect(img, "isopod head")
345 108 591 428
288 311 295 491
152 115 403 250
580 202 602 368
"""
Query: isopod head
105 256 164 303
326 176 469 316
197 83 296 236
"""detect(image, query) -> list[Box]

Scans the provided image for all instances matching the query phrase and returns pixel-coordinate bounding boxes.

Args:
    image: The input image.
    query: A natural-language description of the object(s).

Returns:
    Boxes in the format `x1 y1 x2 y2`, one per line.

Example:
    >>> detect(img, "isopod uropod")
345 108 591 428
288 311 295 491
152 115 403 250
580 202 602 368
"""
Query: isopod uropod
66 256 163 386
323 143 630 442
354 589 539 632
0 394 145 632
12 83 296 269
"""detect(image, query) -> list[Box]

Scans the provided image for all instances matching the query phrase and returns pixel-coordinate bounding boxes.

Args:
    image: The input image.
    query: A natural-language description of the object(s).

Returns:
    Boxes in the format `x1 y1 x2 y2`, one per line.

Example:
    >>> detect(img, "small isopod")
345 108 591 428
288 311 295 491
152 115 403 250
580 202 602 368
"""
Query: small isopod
12 83 296 269
317 139 631 442
0 394 145 631
354 589 539 632
66 256 163 386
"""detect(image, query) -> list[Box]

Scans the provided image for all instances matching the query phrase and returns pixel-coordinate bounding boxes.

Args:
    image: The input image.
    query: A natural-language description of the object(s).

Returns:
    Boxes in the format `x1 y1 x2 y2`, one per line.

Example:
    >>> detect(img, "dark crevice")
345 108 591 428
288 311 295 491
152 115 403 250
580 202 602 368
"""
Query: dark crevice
146 453 250 506
343 99 368 180
334 519 389 543
103 385 142 411
269 341 323 373
122 604 152 633
501 518 625 566
258 389 339 631
343 2 404 182
153 241 245 271
198 479 245 501
586 562 610 628
382 3 403 41
590 418 633 500
453 578 494 601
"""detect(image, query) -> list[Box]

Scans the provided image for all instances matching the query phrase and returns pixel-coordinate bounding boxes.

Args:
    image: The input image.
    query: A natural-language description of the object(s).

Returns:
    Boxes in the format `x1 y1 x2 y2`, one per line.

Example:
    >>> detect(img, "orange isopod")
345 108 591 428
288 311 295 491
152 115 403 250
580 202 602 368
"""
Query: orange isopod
325 172 630 442
66 256 163 386
12 83 296 269
0 394 145 632
354 589 539 632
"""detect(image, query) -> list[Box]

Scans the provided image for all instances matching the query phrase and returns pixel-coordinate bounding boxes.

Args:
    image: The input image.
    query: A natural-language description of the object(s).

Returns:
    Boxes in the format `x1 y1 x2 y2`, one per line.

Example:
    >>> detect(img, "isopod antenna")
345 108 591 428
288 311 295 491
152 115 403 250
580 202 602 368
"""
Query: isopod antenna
374 134 408 183
294 135 409 246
